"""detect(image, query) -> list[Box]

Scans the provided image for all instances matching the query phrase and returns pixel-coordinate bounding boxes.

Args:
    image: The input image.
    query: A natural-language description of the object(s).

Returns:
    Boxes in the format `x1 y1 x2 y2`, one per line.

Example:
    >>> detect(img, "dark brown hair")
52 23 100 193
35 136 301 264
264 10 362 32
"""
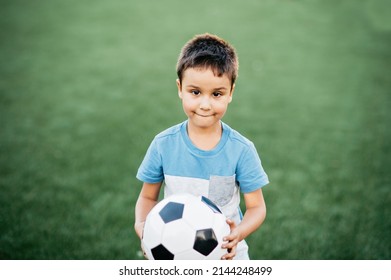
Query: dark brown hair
176 33 239 86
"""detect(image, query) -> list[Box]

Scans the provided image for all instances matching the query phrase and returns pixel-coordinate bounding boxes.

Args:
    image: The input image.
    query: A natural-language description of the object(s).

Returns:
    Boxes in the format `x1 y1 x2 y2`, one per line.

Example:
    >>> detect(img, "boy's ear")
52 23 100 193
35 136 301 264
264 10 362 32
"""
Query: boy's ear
229 83 235 103
176 79 182 99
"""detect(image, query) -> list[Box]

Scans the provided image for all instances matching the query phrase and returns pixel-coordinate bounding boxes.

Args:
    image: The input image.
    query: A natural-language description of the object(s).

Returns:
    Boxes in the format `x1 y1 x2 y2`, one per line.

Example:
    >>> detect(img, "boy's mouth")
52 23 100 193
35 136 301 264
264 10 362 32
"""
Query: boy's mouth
195 113 214 117
194 110 215 117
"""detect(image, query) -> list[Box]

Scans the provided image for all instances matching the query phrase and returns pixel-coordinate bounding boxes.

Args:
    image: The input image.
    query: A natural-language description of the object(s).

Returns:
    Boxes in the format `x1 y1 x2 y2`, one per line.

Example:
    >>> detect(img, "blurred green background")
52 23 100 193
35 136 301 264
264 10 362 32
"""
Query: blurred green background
1 0 390 259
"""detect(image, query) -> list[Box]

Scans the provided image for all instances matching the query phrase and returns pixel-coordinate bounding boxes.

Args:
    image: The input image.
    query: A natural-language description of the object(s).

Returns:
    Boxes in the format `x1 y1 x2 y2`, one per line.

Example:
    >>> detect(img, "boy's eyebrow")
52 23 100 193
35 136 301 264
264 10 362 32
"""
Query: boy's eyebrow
212 86 228 91
185 84 200 88
186 85 228 91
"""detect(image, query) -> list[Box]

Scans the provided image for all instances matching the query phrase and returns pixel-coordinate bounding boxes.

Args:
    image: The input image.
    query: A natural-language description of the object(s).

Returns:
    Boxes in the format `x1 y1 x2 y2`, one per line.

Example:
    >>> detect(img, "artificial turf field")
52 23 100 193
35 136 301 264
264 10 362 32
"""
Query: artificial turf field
1 0 390 259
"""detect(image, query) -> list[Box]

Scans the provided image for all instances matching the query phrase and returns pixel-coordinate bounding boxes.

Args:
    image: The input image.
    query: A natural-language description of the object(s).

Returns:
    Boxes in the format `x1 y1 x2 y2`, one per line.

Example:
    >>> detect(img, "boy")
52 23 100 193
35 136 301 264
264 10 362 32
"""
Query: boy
135 33 269 260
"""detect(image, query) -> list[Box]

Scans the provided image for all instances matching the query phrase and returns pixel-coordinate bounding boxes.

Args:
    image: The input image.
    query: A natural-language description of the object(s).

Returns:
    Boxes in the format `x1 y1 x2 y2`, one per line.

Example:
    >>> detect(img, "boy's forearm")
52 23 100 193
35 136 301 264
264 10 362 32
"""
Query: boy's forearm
134 182 162 238
134 196 158 238
236 205 266 241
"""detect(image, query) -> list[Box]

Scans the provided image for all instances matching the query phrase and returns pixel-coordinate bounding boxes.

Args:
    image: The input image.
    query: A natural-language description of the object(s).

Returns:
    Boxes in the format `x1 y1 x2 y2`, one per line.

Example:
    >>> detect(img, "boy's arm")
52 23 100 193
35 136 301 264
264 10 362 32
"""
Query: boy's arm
134 182 162 239
222 188 266 259
238 188 267 239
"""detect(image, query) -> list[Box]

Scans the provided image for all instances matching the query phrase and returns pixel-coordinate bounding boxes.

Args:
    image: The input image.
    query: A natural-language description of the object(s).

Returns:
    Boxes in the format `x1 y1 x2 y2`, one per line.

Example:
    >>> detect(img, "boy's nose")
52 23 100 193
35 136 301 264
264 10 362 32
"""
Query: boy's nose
199 96 211 110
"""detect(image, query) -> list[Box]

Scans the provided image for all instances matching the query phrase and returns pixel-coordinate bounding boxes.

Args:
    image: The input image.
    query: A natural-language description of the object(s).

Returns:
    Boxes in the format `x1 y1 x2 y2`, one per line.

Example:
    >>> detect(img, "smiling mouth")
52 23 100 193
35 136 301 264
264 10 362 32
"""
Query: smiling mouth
195 113 214 117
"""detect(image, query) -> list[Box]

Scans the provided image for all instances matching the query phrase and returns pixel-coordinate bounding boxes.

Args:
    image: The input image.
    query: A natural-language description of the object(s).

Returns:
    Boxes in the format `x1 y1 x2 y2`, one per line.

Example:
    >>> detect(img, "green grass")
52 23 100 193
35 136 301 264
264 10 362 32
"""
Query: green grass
1 0 390 259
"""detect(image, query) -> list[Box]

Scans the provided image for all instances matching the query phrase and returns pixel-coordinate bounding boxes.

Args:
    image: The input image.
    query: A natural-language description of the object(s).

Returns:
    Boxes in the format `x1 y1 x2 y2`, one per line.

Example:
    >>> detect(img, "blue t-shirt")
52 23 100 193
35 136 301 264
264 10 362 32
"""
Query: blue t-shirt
137 120 269 214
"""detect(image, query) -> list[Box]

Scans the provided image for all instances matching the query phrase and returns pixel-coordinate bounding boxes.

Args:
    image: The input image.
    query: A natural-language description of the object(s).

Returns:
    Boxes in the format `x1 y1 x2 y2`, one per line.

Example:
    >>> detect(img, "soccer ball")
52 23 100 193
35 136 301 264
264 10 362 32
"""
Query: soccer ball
142 193 230 260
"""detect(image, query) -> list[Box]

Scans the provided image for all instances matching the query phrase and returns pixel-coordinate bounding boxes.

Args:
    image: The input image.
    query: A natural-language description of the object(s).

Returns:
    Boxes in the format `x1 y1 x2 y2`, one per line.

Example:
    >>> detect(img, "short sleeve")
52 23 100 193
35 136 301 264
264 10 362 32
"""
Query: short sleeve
235 142 269 193
136 138 164 183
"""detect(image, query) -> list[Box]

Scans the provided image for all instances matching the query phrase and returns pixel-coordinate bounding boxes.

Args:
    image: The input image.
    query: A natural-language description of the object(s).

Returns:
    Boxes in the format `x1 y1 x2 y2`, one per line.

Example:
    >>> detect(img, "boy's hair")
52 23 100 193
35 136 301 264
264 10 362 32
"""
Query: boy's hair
176 33 239 86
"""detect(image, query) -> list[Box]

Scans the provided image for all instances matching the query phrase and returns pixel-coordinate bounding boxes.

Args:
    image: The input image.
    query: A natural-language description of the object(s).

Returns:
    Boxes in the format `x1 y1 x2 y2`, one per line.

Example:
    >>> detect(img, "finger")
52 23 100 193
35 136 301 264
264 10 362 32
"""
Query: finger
223 232 238 241
222 240 238 252
223 231 239 246
221 246 236 260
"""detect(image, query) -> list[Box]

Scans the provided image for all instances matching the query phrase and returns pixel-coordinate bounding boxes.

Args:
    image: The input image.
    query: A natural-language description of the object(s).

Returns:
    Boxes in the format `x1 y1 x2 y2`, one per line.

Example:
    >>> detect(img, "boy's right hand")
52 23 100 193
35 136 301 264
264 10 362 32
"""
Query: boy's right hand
135 222 148 259
221 219 240 260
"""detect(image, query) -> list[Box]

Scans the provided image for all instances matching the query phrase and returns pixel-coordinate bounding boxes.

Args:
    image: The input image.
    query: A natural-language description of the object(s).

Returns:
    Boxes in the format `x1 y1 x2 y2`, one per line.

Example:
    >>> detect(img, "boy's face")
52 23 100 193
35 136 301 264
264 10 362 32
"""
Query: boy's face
177 67 234 131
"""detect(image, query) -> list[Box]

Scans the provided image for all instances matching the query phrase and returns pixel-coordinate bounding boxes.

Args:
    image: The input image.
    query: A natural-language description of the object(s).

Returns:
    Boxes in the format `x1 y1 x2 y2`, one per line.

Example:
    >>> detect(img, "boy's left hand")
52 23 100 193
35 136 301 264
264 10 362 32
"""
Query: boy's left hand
221 219 241 260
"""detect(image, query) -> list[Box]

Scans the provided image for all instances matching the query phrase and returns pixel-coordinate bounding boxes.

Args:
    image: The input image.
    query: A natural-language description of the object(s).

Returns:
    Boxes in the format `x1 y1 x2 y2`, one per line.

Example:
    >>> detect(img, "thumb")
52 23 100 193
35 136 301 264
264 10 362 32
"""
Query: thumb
226 219 236 231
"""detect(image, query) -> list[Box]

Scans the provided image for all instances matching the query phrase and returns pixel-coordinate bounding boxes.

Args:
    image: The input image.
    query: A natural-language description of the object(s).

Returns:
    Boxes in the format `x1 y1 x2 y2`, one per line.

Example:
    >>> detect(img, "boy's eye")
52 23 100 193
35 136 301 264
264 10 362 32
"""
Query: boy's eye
191 90 201 96
213 92 222 97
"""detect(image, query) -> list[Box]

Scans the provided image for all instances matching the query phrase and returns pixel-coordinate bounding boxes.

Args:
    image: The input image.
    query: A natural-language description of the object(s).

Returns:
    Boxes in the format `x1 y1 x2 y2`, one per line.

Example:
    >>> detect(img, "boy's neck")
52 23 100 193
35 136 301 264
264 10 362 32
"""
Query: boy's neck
186 121 222 151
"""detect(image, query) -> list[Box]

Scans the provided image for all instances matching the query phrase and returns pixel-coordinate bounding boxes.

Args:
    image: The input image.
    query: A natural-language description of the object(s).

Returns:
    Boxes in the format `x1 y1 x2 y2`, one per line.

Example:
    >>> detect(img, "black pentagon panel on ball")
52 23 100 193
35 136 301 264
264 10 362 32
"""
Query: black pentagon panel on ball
159 202 184 223
193 228 218 256
151 244 174 260
201 196 222 214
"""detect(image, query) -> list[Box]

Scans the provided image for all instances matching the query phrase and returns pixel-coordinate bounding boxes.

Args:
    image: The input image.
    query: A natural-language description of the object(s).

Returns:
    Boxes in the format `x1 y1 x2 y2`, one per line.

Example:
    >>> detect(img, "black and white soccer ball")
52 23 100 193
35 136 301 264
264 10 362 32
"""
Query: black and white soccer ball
142 193 230 260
